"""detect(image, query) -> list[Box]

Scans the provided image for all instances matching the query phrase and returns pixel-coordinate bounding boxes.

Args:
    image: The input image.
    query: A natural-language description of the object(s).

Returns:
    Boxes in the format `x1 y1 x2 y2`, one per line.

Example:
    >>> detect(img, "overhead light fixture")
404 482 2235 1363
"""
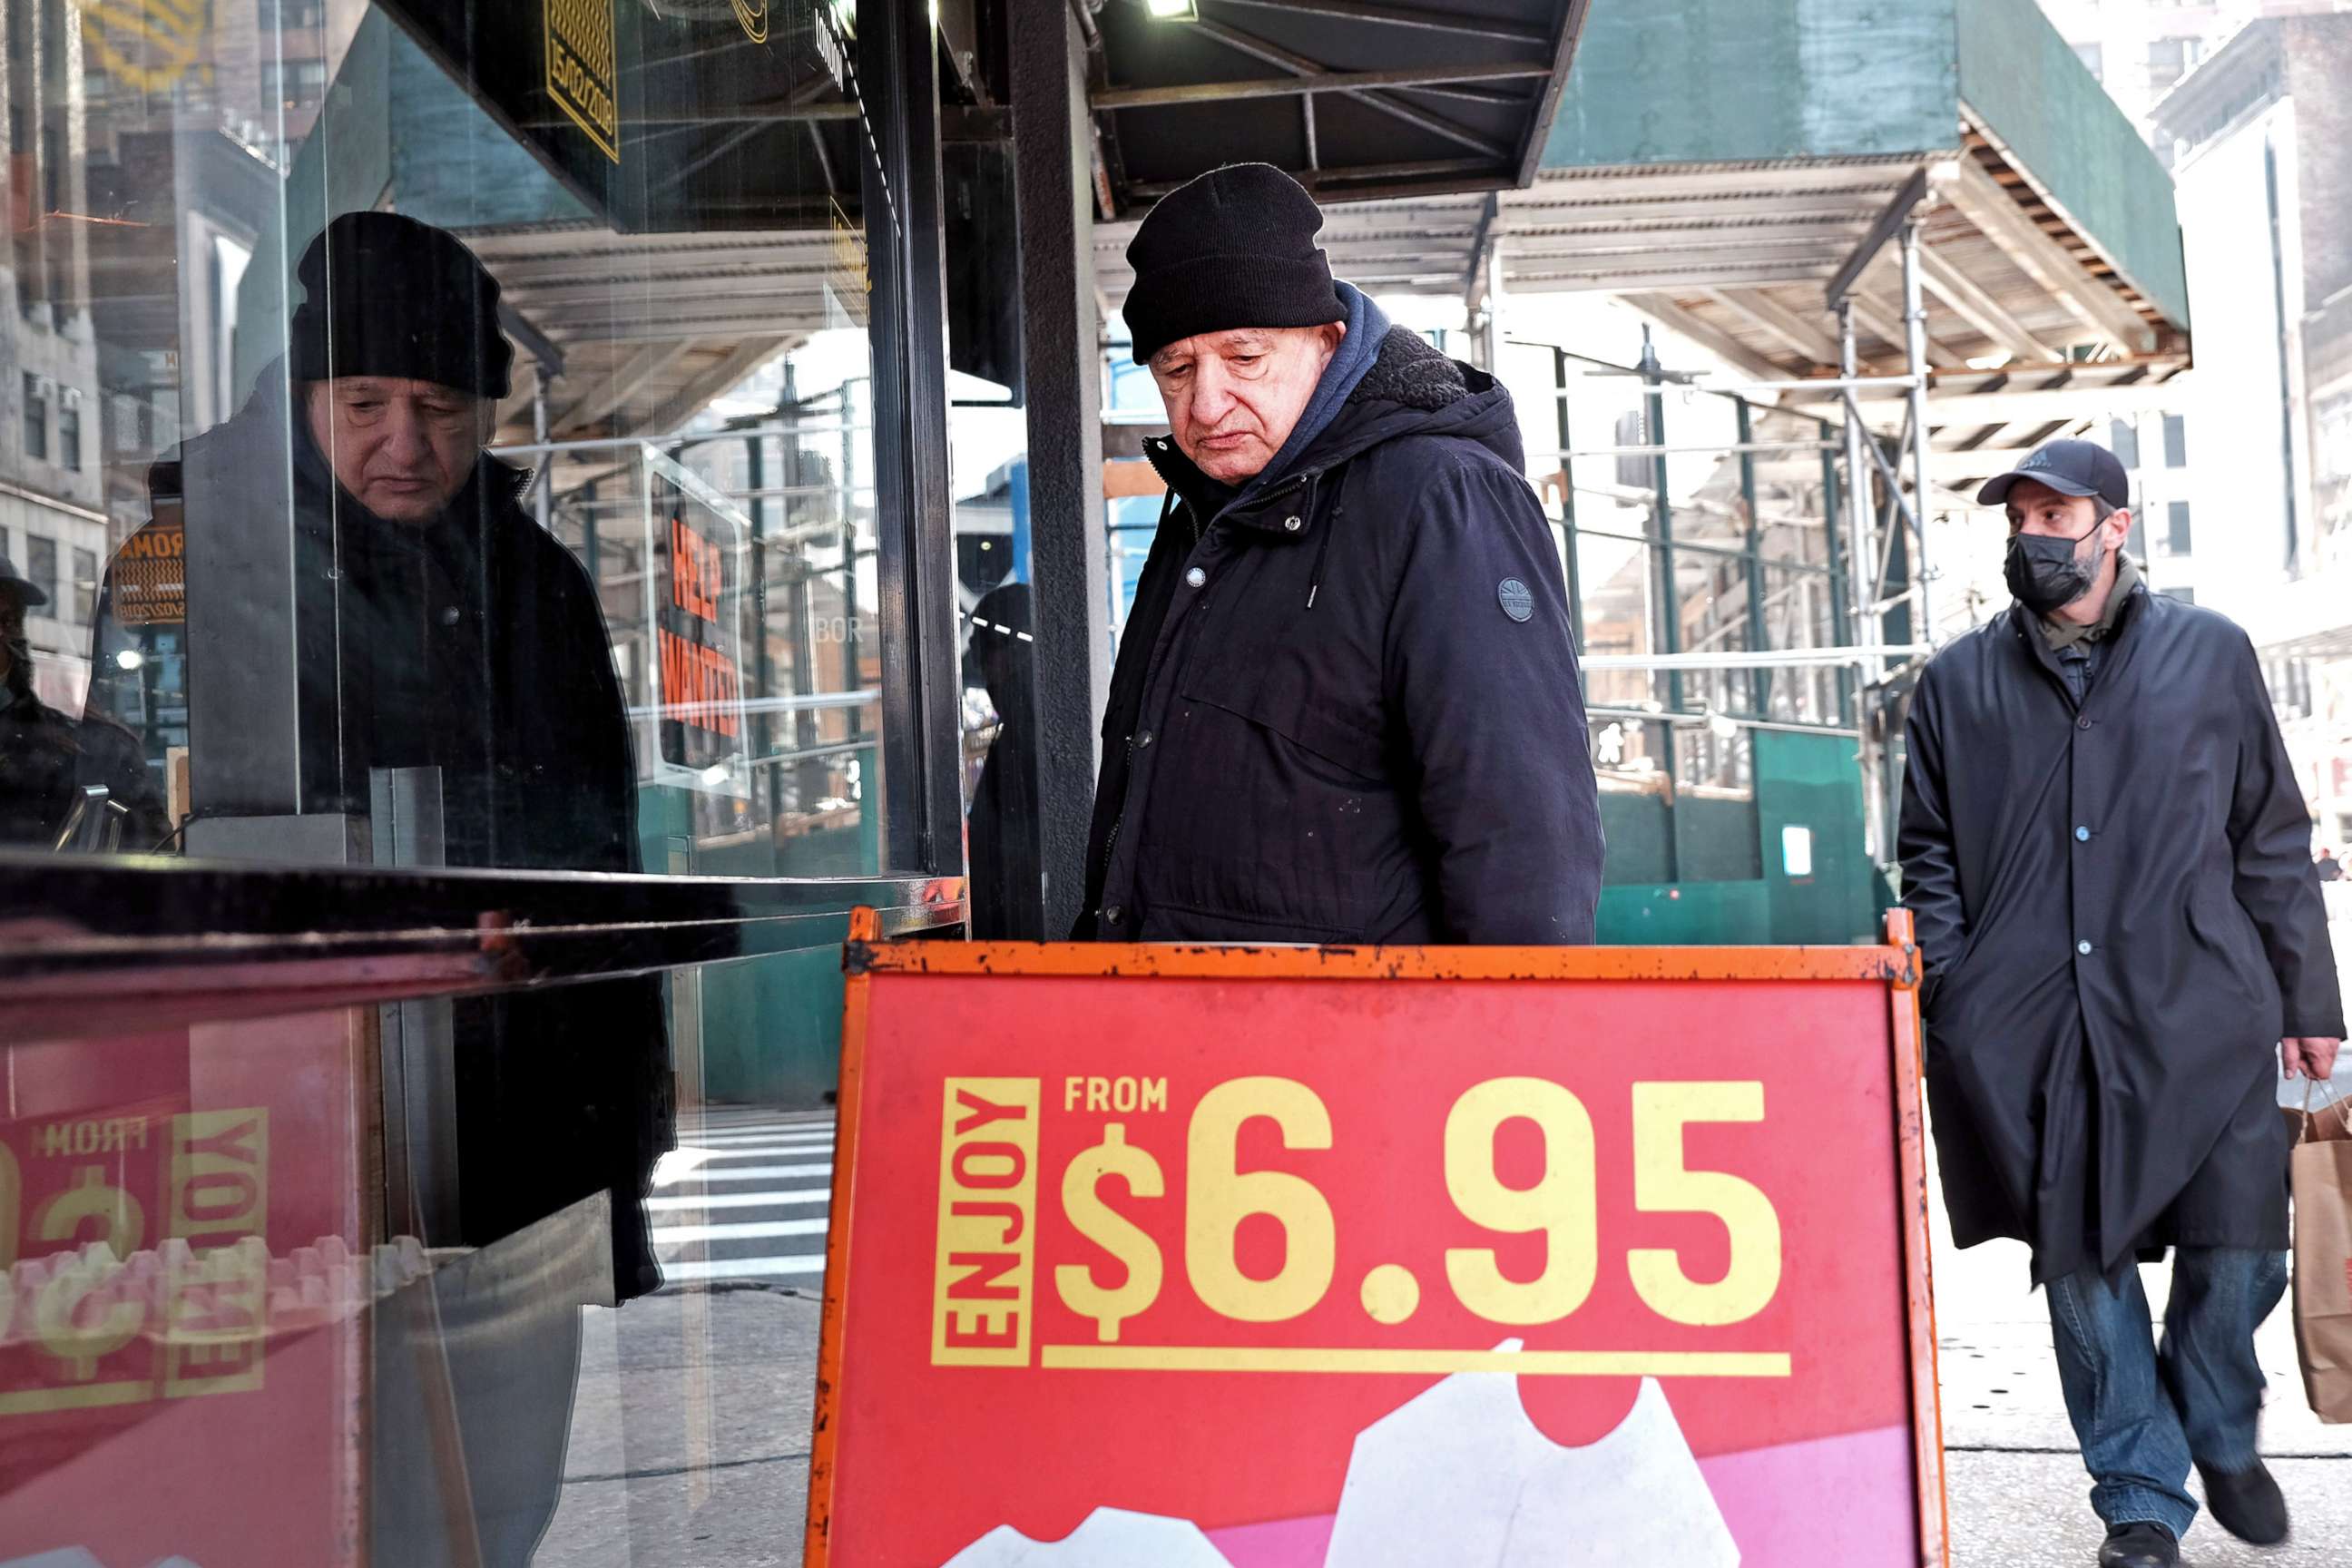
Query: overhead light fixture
1146 0 1199 19
114 650 144 671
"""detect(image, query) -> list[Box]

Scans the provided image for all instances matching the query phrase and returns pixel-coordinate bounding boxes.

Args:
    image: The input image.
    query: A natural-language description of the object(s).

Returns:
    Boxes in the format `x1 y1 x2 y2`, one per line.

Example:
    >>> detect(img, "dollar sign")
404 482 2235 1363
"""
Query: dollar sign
36 1242 143 1381
33 1169 149 1380
38 1166 146 1258
1055 1123 1164 1344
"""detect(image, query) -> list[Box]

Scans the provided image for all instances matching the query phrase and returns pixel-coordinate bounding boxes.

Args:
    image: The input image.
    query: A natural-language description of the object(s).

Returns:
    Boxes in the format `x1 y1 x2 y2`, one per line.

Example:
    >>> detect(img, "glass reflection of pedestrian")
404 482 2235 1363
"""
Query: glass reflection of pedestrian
2317 848 2342 883
90 212 672 1565
0 553 166 849
966 582 1042 938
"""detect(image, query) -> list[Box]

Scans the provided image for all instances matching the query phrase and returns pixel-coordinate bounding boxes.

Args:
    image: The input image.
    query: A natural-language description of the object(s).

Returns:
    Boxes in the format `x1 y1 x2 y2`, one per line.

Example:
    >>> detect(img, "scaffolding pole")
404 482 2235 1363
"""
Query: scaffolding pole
1640 328 1682 720
1836 299 1890 864
1837 302 1879 689
1901 220 1936 641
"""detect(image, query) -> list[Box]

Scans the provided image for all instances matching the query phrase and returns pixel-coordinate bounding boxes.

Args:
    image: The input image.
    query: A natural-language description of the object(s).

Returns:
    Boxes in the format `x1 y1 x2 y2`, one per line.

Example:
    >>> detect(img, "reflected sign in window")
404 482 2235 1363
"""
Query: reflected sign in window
647 451 751 803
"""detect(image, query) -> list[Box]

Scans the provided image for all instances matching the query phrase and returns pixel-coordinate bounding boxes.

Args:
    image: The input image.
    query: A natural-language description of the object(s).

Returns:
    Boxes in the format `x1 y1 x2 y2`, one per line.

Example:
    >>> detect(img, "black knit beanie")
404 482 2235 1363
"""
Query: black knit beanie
1124 164 1345 365
289 212 514 398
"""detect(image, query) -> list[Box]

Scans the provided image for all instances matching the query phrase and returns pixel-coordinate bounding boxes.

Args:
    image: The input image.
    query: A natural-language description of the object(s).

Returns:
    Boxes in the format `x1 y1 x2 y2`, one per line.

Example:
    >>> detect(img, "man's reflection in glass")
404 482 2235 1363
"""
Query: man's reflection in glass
0 553 165 849
965 580 1042 938
92 213 674 1561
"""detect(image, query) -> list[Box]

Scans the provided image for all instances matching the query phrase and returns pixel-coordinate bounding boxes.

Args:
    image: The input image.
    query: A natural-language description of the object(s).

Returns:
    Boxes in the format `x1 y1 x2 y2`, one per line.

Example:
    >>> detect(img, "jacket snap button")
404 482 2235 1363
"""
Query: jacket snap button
1102 905 1125 926
2077 939 2093 956
1184 566 1207 588
1135 730 1154 749
1283 516 1302 532
2074 825 2091 842
2077 715 2093 730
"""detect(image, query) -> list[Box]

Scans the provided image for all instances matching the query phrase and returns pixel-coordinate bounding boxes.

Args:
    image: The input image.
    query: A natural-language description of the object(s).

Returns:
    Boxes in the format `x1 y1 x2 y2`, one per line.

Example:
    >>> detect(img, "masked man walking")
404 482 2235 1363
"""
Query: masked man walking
1900 438 2342 1567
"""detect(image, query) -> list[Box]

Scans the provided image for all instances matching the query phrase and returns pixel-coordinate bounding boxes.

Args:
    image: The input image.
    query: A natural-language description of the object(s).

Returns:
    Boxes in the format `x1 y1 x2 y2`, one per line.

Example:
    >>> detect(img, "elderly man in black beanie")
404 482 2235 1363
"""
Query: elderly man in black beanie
86 213 672 1556
1078 163 1603 945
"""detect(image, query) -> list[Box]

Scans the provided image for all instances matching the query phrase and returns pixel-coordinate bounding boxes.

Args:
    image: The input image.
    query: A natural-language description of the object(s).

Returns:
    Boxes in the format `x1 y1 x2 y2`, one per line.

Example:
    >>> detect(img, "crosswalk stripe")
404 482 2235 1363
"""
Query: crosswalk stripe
654 1115 838 1291
652 1217 831 1244
676 1130 828 1145
686 1128 836 1143
654 1161 832 1184
645 1188 832 1212
685 1145 835 1160
658 1254 828 1283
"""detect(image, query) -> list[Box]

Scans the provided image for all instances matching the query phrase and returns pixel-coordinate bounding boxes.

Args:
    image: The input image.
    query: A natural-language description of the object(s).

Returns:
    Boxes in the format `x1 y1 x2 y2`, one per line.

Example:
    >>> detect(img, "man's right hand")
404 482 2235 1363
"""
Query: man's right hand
2283 1037 2340 1081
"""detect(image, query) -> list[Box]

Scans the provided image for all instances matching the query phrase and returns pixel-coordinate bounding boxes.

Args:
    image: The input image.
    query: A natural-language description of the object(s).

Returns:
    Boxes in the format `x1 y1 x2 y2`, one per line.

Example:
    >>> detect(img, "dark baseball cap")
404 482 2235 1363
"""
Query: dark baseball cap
1975 438 2130 510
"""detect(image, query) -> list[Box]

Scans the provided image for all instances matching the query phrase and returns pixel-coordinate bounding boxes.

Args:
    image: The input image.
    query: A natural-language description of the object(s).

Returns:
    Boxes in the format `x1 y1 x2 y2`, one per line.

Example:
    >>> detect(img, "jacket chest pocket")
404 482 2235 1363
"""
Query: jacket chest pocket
1179 655 1387 781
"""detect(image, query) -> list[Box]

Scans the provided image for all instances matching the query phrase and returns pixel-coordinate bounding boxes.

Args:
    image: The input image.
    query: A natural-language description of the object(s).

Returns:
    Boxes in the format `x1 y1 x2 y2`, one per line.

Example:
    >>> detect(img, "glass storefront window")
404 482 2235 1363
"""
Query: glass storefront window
2 0 963 1556
4 0 941 886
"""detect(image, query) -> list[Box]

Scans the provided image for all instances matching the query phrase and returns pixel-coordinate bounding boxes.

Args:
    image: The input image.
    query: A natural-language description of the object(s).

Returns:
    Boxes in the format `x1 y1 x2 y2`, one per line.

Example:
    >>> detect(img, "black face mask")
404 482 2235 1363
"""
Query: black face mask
2004 527 2103 616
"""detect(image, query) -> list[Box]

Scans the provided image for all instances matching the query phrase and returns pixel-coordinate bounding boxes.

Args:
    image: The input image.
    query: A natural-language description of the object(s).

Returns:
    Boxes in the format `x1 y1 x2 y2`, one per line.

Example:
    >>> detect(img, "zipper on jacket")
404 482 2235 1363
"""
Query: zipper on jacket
1097 730 1136 920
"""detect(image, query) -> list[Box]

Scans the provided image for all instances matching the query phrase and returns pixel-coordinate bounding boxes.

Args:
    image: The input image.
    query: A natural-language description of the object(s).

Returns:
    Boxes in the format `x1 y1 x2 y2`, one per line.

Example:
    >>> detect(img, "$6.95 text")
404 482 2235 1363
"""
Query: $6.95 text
1044 1075 1782 1343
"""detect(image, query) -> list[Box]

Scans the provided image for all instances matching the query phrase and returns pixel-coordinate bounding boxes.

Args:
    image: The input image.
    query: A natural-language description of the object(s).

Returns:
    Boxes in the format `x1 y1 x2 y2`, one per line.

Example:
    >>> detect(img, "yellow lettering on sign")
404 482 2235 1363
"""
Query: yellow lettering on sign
1062 1076 1170 1114
932 1078 1039 1367
164 1110 269 1397
1184 1078 1334 1323
1444 1078 1598 1326
1627 1082 1781 1327
544 0 622 162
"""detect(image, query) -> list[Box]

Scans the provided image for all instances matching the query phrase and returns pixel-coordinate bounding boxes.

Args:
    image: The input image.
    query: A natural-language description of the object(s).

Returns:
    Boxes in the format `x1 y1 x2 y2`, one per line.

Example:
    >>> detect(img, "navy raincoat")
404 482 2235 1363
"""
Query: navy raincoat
1899 586 2343 1283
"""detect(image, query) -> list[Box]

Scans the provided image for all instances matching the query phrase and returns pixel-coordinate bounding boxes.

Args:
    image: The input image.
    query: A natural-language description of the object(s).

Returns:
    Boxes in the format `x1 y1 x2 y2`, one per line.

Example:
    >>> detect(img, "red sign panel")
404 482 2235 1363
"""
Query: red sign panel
0 1019 373 1565
810 919 1944 1568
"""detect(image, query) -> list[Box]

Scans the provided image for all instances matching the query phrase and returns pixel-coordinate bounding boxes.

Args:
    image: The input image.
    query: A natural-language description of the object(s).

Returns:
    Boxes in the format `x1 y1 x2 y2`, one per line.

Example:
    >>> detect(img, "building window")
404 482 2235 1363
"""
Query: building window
2111 417 2141 469
260 57 329 111
2166 500 2192 554
2162 413 2187 467
2074 42 2103 81
59 403 82 470
21 373 46 460
72 546 97 625
25 535 56 609
2148 35 2203 94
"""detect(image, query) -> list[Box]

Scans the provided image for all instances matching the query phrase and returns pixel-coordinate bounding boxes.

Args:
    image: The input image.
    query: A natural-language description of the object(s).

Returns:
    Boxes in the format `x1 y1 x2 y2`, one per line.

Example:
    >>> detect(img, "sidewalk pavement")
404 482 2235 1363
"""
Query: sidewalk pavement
1935 1149 2352 1567
1938 902 2352 1566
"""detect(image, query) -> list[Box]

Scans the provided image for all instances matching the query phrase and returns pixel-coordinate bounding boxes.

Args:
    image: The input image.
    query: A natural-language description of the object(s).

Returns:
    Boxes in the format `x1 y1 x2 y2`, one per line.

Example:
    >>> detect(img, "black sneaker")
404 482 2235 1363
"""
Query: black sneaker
2198 1456 2289 1544
2098 1523 2179 1568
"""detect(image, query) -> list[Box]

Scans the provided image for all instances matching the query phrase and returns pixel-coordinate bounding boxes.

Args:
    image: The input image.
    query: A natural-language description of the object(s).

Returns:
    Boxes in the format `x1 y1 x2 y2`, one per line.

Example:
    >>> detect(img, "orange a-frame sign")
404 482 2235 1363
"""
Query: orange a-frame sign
809 912 1946 1568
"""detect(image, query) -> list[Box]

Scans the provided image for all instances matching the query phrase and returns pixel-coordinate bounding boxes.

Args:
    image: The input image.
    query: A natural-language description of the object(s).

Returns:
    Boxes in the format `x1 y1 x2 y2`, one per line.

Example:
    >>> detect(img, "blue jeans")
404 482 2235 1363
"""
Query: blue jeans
2044 1248 2288 1540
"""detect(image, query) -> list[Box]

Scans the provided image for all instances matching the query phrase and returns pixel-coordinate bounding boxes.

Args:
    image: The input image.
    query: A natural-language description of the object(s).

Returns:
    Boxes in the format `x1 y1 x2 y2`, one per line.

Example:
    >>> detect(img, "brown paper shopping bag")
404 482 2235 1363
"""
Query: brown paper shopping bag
2292 1088 2352 1423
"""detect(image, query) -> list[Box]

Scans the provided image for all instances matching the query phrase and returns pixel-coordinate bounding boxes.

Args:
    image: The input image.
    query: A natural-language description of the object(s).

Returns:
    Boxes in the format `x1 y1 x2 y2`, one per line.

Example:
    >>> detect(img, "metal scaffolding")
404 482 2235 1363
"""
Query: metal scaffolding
1500 170 1948 867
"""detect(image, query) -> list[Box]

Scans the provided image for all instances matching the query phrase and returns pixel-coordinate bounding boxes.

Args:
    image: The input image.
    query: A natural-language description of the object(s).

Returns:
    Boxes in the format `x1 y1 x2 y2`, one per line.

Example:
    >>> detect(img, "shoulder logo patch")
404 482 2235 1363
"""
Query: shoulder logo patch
1497 578 1534 622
